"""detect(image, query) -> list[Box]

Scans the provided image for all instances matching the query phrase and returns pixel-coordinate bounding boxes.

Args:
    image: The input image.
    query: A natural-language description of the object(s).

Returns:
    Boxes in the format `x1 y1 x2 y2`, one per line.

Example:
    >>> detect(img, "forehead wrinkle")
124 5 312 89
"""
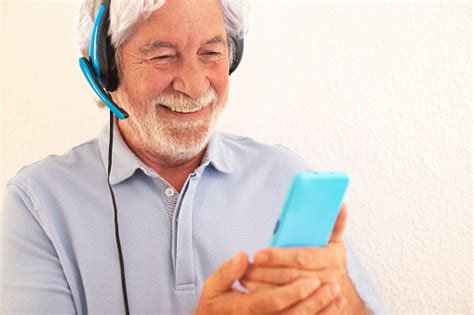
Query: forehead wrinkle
134 3 226 55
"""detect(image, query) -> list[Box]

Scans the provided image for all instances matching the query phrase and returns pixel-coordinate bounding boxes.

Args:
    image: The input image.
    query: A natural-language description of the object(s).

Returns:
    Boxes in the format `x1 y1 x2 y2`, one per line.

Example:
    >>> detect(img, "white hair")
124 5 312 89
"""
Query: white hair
78 0 248 72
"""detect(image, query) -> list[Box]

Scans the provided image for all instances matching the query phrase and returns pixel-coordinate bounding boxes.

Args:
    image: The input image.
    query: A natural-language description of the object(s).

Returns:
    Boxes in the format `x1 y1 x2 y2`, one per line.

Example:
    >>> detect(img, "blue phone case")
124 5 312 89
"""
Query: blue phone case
270 172 349 248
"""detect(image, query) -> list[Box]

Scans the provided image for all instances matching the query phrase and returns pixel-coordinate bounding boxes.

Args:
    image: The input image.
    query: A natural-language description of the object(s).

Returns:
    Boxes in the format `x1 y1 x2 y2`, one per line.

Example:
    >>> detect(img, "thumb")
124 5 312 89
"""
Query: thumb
329 203 348 244
203 252 248 298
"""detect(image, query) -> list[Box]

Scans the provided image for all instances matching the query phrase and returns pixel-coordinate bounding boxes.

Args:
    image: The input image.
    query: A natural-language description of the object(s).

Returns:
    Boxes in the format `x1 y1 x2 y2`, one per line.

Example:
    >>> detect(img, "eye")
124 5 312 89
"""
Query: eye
200 51 223 62
155 55 171 60
150 54 177 64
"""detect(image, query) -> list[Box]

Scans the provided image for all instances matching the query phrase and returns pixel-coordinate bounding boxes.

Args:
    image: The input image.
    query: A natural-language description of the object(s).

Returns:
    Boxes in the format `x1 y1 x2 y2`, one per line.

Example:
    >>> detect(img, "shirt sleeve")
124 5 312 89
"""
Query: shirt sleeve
345 237 387 314
1 183 76 314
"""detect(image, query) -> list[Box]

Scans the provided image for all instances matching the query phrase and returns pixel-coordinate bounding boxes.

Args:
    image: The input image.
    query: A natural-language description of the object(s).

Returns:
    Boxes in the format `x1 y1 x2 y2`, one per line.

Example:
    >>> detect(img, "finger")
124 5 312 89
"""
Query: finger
329 203 348 244
254 247 332 269
243 265 317 285
203 252 248 298
276 283 343 315
319 296 347 315
240 280 276 292
247 278 321 313
243 265 339 287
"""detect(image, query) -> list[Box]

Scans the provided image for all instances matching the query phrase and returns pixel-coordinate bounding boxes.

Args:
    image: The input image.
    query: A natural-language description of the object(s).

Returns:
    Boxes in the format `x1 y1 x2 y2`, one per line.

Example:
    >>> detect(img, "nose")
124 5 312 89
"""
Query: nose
172 59 210 99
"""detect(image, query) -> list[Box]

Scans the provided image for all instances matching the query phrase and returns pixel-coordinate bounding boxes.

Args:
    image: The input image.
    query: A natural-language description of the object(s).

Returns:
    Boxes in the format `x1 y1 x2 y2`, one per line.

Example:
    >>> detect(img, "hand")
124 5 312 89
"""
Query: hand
194 252 339 314
241 205 350 313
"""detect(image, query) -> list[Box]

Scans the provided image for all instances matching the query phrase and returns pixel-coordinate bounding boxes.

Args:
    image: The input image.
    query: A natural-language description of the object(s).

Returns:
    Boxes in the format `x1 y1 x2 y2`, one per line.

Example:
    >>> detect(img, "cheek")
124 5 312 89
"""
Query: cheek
122 68 175 104
211 72 229 106
141 76 174 100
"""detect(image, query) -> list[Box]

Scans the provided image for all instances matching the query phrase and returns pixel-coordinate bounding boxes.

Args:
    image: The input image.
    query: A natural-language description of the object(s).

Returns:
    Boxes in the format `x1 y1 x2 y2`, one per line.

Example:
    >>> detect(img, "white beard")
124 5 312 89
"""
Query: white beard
117 88 219 164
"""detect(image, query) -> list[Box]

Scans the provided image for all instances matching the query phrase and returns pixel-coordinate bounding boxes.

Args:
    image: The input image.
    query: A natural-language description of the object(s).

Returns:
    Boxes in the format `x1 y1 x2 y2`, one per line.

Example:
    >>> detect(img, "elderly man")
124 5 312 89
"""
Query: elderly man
2 0 385 314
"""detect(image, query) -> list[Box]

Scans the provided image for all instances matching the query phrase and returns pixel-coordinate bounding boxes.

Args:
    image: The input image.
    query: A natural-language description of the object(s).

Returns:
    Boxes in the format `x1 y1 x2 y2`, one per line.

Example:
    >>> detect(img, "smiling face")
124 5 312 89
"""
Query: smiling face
114 0 229 164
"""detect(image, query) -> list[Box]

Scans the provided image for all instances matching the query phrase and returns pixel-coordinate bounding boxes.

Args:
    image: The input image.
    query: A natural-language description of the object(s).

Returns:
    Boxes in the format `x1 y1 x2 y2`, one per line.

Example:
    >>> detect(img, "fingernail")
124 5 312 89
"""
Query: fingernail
254 252 267 264
330 284 341 296
306 279 320 290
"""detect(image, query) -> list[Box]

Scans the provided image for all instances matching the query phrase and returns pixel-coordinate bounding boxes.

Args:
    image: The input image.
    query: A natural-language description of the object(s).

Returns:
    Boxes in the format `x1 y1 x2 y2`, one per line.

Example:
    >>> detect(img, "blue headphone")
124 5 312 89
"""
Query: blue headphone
79 0 244 120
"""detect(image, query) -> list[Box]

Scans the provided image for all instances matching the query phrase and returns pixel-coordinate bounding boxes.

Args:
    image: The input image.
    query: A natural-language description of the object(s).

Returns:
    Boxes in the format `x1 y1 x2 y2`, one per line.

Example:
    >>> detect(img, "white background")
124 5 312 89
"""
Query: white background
1 0 472 313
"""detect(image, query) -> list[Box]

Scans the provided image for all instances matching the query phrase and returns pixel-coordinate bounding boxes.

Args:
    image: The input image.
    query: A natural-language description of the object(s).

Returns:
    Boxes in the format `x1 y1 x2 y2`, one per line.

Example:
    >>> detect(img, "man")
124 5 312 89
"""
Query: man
2 0 385 313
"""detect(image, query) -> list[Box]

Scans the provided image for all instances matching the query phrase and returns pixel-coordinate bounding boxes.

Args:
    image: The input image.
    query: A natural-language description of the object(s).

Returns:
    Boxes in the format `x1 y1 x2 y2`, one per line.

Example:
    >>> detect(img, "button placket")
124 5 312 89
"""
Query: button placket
173 174 199 292
165 187 175 197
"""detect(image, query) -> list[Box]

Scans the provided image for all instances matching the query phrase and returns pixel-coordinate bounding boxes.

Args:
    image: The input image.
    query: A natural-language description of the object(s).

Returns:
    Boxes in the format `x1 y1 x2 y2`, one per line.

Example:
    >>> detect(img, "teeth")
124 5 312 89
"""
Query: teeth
162 104 205 113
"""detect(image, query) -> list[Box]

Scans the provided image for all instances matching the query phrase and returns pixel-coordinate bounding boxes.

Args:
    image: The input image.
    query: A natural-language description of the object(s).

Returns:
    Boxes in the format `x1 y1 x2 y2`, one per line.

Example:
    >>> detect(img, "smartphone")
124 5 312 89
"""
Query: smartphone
270 172 349 248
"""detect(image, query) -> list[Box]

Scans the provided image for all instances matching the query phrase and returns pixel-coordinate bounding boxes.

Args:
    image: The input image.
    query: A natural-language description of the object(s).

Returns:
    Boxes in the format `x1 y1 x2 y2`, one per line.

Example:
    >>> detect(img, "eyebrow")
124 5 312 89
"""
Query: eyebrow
139 41 176 55
139 35 226 55
205 35 226 45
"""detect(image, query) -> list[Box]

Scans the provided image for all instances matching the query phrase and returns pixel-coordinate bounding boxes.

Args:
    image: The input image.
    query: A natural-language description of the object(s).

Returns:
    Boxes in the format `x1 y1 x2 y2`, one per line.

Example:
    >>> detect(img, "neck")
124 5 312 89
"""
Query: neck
117 124 206 193
136 148 206 192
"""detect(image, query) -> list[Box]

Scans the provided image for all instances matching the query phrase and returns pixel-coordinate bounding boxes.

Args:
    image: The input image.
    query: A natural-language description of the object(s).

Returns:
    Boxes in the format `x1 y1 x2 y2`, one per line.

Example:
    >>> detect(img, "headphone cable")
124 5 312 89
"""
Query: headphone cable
107 110 131 315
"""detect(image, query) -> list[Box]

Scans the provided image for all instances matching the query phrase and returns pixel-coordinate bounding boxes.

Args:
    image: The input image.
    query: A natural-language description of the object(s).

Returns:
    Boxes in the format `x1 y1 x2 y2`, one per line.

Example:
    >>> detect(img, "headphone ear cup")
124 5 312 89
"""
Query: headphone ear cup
229 36 244 75
97 0 119 91
103 37 119 91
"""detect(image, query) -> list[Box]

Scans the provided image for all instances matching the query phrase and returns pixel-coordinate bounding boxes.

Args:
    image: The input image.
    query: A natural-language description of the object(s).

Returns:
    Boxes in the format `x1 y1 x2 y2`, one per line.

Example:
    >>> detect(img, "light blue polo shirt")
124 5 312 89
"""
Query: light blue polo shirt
2 122 386 314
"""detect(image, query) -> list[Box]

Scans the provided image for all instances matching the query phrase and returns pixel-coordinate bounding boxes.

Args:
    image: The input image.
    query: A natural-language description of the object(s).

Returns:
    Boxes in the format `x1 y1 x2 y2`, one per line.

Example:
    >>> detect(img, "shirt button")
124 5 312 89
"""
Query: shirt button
165 188 175 197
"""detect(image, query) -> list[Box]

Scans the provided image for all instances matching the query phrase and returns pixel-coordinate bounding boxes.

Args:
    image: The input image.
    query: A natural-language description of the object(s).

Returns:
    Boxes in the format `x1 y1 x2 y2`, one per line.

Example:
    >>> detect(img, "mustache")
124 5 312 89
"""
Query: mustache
151 88 217 110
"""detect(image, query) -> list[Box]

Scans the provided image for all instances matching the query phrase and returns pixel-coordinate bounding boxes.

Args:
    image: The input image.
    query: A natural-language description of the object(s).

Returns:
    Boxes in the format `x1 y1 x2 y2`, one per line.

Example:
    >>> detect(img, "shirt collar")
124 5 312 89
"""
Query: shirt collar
205 132 234 174
98 121 234 185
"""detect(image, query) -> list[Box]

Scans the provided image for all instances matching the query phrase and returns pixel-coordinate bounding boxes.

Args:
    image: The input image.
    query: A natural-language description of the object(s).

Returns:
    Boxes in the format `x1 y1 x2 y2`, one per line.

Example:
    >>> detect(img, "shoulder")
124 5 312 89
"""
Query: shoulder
218 132 312 174
7 138 103 195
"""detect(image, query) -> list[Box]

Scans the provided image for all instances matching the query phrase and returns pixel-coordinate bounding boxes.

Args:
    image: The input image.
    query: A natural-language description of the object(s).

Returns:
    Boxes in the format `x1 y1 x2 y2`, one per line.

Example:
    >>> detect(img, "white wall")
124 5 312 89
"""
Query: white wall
1 0 472 313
